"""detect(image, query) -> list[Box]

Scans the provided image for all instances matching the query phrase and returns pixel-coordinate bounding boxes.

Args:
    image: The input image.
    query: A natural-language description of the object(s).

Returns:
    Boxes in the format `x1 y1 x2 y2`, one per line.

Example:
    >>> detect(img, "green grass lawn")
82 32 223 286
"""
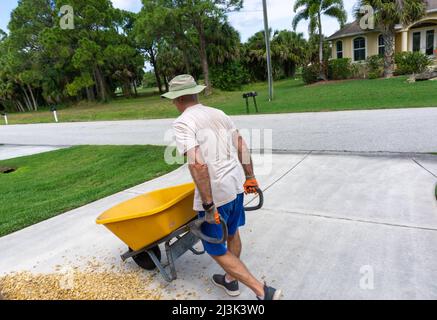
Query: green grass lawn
0 145 181 237
2 76 437 125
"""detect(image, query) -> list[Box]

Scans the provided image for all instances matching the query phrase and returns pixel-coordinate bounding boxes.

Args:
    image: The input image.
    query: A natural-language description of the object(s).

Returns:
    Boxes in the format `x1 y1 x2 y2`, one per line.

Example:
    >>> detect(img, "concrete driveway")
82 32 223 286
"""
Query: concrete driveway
1 107 437 153
0 144 64 161
1 152 436 299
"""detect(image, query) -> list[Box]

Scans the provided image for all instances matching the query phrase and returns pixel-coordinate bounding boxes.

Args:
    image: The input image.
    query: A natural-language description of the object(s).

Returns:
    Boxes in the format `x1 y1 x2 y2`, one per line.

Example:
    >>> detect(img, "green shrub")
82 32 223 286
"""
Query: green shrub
211 62 249 91
366 55 384 79
394 52 432 75
328 58 353 80
142 72 157 88
295 67 303 78
302 63 320 84
350 62 368 79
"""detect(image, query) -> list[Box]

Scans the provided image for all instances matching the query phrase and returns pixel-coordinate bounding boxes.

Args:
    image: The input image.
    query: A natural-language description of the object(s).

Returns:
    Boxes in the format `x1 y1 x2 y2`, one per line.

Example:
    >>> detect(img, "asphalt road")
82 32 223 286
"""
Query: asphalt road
1 107 437 153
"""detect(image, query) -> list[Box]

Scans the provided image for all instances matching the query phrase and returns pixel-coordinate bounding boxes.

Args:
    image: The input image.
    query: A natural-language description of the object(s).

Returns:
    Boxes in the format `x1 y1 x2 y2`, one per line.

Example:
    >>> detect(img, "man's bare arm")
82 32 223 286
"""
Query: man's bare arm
234 131 255 178
233 131 259 194
187 146 213 205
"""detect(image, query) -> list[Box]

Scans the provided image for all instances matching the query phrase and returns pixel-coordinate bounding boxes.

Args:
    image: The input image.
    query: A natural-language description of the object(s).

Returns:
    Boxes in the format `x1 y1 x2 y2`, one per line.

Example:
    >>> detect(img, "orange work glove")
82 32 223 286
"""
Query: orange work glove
205 204 221 225
244 178 259 194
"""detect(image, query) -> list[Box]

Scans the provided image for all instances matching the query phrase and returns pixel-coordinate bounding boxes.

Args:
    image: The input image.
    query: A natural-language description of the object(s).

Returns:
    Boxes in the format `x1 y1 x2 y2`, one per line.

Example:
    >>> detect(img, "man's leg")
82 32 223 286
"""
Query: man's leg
227 230 242 258
225 231 241 282
212 251 264 297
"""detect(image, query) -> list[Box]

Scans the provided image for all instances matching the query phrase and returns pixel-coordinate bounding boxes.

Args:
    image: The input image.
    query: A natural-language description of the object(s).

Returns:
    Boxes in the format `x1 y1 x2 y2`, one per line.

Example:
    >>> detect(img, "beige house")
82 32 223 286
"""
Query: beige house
327 0 437 62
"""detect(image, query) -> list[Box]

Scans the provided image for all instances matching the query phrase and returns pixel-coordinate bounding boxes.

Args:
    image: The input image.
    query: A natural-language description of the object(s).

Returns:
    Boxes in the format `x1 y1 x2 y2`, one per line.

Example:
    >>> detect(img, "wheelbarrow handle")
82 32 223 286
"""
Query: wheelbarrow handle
244 187 264 212
189 188 264 243
189 216 228 244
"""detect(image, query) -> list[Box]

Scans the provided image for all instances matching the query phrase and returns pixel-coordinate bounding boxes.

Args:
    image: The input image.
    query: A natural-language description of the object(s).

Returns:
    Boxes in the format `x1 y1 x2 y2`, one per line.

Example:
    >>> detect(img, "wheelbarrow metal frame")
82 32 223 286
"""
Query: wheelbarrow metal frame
120 219 205 282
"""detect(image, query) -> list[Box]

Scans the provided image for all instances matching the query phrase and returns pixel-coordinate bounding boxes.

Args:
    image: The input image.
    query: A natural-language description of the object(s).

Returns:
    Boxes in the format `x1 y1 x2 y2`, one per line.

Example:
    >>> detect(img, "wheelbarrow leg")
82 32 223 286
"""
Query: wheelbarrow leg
163 231 204 282
165 240 178 281
147 250 175 282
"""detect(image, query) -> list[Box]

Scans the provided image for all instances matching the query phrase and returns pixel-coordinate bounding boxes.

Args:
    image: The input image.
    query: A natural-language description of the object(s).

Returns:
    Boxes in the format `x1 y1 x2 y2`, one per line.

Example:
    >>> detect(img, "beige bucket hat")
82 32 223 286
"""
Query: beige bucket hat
161 74 206 100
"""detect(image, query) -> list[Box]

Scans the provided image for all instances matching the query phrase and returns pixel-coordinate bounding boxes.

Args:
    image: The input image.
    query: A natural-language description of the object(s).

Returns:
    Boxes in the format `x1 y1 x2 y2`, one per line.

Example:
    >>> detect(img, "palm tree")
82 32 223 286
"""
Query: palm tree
244 30 271 81
293 0 347 79
156 40 186 91
206 20 242 67
355 0 426 78
271 30 307 77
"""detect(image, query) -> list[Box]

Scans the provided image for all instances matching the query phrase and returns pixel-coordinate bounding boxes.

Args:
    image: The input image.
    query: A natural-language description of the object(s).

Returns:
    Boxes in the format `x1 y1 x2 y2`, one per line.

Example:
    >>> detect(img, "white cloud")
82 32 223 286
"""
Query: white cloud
111 0 142 12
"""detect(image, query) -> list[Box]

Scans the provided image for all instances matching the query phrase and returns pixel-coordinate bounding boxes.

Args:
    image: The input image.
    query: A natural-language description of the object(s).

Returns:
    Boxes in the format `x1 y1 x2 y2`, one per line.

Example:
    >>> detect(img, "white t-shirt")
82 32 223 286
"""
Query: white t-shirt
173 104 245 211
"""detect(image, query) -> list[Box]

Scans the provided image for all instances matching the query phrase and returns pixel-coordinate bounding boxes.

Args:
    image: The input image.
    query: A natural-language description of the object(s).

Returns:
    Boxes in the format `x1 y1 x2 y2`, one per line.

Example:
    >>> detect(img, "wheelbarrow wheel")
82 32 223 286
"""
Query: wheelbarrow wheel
129 245 161 271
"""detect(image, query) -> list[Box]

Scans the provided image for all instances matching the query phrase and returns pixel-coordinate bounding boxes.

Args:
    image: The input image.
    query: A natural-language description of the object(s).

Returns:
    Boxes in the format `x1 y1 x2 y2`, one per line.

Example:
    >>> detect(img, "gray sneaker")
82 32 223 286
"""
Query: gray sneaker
211 274 240 297
258 283 282 300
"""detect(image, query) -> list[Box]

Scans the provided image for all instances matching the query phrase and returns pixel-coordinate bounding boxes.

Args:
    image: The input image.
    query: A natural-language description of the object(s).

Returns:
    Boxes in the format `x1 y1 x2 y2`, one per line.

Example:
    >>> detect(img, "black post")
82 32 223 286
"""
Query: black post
253 96 259 113
245 97 250 114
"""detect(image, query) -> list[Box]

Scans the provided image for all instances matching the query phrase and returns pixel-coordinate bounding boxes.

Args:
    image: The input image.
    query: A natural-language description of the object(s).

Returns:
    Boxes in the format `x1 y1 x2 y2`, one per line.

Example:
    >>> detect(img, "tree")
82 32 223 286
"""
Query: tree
134 2 173 94
151 0 242 95
293 0 347 79
355 0 426 78
156 40 187 89
306 33 331 65
180 0 243 95
112 10 145 97
205 20 241 67
243 29 308 81
57 0 118 102
243 30 270 81
271 30 307 78
135 0 242 94
0 29 6 41
54 0 144 102
6 0 54 110
135 0 203 93
0 0 145 111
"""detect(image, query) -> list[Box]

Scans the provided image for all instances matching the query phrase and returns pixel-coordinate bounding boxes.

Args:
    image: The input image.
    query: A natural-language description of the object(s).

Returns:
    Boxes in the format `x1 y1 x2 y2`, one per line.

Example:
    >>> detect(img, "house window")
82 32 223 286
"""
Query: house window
426 30 435 55
378 34 385 56
353 37 366 61
336 41 343 59
413 32 421 52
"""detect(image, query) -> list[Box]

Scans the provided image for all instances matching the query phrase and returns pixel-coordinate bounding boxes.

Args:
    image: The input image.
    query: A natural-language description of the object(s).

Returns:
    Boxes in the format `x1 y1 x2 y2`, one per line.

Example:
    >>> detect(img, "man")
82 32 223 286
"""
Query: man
163 74 281 300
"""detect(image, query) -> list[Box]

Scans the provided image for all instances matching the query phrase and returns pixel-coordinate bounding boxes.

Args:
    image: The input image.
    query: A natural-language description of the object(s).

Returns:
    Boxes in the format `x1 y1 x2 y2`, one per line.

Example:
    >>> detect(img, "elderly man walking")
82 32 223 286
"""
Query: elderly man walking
162 75 281 300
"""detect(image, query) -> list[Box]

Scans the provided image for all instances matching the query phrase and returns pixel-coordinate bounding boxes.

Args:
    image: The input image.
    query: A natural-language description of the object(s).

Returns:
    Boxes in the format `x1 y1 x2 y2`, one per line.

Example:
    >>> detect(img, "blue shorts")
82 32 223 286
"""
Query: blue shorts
198 193 246 256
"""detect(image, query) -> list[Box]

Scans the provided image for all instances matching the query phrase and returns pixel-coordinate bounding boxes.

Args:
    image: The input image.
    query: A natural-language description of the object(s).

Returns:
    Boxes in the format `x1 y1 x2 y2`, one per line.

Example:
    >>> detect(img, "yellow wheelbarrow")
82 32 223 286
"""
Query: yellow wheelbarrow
96 182 263 282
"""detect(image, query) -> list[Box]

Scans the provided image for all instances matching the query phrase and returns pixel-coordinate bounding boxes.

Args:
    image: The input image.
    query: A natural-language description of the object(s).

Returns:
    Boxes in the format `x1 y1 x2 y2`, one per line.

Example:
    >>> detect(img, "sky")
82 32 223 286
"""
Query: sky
0 0 356 41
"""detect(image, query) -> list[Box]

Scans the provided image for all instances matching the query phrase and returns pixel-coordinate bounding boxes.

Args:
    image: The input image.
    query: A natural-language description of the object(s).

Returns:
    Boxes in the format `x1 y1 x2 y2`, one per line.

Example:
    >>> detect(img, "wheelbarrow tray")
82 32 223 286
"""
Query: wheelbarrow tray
96 182 197 251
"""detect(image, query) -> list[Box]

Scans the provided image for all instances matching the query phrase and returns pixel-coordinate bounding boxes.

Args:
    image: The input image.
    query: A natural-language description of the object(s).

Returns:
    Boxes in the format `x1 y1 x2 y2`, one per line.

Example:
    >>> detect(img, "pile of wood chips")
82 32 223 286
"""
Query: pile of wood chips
0 270 162 300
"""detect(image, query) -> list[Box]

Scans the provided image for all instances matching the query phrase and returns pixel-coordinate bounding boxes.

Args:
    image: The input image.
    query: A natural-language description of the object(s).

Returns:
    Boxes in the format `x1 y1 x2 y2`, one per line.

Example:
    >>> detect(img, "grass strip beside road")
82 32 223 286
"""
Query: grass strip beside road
2 77 437 125
0 145 181 237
